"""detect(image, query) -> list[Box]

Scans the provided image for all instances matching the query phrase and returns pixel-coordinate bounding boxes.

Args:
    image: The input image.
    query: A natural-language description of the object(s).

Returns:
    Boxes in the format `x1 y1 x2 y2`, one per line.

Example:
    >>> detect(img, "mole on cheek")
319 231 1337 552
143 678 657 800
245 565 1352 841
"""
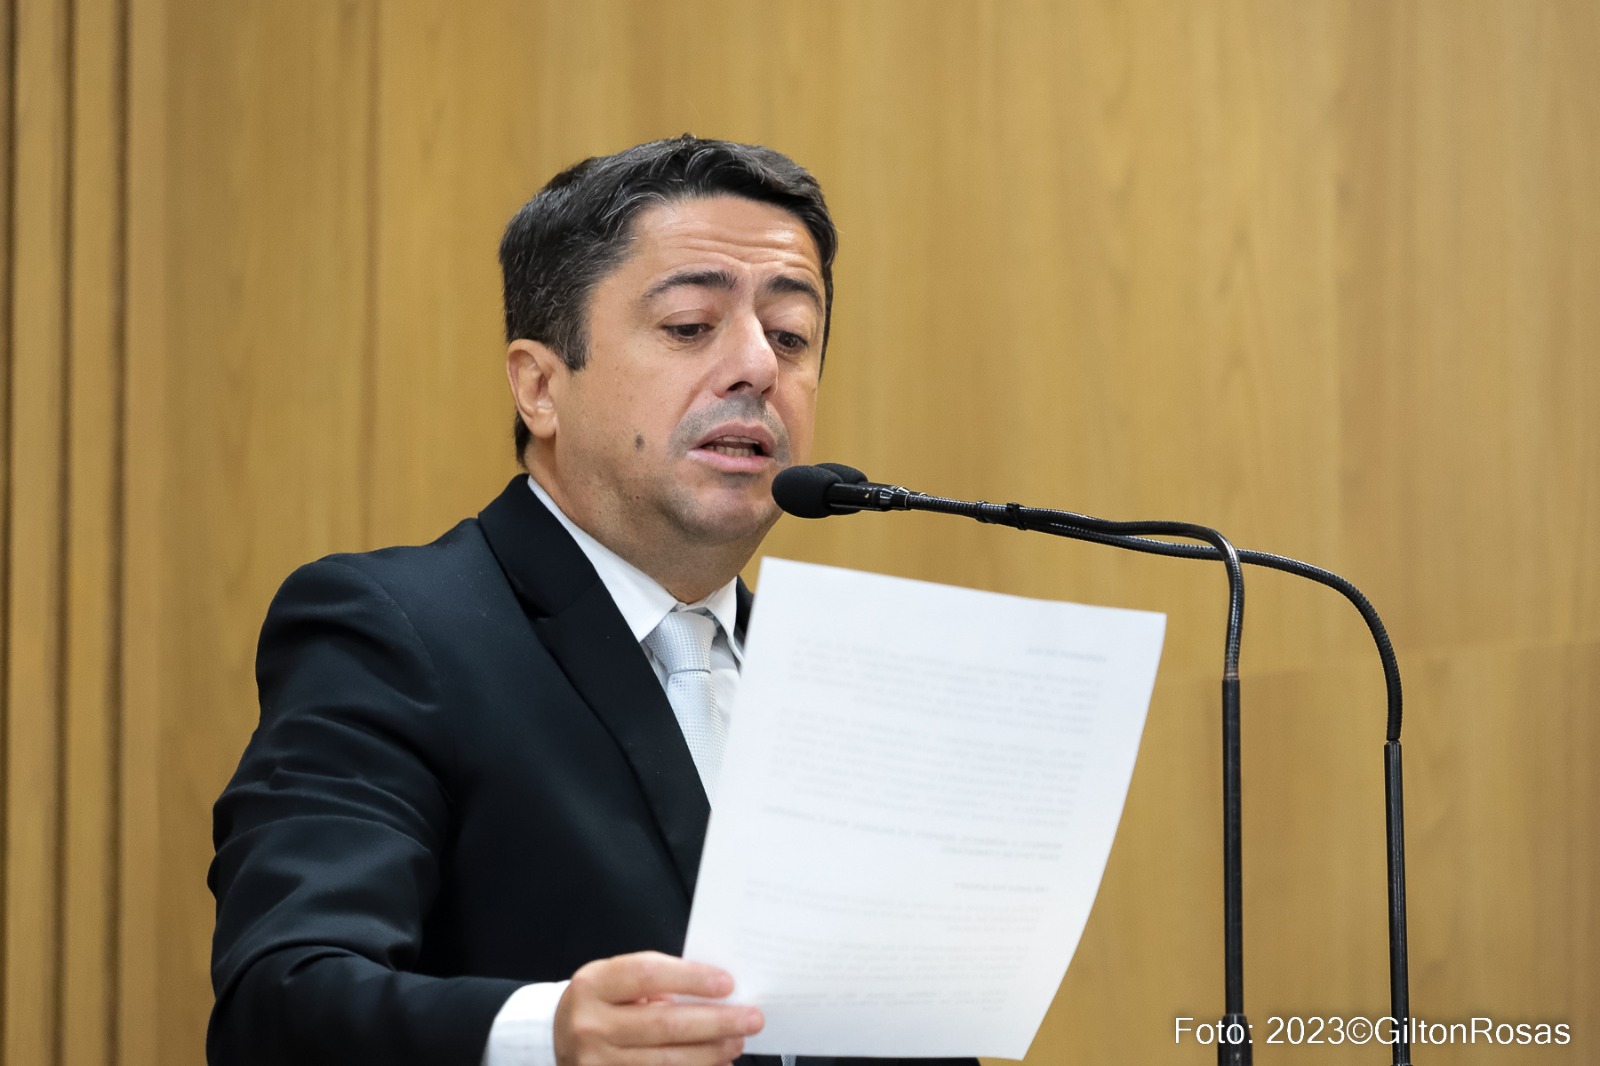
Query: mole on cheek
634 433 645 451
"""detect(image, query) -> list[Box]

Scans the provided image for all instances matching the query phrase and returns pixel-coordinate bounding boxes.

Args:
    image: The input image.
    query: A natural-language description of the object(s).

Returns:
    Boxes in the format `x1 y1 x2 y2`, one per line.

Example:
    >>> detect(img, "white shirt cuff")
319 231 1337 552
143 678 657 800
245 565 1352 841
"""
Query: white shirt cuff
482 980 569 1066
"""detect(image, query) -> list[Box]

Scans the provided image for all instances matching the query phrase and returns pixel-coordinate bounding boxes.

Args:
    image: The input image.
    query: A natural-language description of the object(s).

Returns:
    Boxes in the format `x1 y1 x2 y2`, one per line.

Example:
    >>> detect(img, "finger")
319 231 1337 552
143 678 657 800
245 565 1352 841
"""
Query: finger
619 1035 748 1066
605 1000 764 1049
681 1034 750 1066
574 951 735 1004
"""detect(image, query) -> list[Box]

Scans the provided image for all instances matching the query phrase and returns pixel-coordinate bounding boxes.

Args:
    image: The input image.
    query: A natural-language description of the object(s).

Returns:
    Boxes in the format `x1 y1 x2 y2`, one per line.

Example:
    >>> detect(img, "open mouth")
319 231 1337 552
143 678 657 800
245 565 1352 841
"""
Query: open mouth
699 435 768 459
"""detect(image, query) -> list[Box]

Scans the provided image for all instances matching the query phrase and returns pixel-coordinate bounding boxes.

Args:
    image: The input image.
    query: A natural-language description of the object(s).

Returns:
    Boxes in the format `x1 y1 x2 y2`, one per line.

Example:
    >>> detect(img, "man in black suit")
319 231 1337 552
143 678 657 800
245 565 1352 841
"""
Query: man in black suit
209 137 970 1066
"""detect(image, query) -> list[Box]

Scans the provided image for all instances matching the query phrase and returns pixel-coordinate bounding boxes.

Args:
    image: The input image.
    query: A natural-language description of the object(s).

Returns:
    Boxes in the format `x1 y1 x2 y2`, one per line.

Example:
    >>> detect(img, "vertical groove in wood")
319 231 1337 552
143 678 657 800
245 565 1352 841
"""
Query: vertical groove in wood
49 0 75 1055
105 0 128 1057
0 0 15 1050
360 0 380 548
4 0 71 1063
115 0 161 1060
61 0 125 1062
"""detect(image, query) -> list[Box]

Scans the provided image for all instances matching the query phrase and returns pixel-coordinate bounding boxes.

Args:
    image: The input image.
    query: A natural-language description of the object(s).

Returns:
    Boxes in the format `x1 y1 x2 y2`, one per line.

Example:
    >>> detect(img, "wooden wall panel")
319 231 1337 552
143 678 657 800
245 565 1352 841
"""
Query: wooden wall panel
1340 0 1600 655
60 4 125 1065
367 0 527 543
3 1 130 1065
5 2 72 1062
153 0 379 1055
2 1 1593 1063
117 0 163 1058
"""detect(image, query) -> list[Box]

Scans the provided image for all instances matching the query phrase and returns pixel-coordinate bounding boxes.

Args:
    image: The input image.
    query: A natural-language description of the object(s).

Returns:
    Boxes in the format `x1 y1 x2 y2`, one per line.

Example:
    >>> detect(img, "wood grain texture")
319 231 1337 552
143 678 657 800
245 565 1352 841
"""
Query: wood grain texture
0 0 13 1043
5 2 70 1064
117 0 163 1059
3 1 1595 1063
60 3 124 1063
153 0 379 1055
3 3 129 1065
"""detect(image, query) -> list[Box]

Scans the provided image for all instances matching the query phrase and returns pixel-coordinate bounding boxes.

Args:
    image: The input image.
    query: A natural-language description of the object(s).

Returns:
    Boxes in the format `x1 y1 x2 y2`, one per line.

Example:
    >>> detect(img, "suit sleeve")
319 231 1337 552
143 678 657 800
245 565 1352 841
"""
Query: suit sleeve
208 558 523 1066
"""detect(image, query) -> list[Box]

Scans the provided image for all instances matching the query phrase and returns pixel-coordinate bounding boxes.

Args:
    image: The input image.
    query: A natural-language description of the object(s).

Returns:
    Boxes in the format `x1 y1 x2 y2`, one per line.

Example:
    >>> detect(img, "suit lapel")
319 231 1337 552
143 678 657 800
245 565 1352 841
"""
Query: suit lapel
476 476 711 901
734 577 753 646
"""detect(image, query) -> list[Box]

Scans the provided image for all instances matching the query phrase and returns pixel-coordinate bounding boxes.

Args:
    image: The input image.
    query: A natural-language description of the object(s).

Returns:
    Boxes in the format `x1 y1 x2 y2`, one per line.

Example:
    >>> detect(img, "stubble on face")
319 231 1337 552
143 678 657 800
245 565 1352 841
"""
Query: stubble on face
603 392 793 564
663 390 792 510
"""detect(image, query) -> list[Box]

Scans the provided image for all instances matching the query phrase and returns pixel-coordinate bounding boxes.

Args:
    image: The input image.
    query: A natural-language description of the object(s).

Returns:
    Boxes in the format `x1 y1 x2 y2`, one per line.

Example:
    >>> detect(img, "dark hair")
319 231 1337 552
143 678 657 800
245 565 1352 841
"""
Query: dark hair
500 135 838 461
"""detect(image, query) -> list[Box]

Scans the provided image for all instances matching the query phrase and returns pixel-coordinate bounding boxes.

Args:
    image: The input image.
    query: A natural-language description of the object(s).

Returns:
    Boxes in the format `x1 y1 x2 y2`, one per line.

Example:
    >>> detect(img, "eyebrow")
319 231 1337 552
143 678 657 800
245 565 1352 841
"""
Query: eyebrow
641 268 824 314
763 274 825 314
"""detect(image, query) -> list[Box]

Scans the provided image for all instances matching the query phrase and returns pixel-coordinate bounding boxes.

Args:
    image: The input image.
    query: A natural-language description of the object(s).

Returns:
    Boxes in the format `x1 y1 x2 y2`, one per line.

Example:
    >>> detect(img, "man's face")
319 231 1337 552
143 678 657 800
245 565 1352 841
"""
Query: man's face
520 195 826 565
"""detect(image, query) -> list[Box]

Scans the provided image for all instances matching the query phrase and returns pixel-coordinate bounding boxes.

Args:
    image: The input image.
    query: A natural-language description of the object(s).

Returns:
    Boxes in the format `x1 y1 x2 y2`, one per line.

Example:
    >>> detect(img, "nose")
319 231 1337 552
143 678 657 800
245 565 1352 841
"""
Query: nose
717 313 779 397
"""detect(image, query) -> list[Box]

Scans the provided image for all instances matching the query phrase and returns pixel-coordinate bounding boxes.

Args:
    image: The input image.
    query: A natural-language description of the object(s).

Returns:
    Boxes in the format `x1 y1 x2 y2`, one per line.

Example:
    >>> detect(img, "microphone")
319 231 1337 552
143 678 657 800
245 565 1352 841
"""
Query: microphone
771 463 915 517
814 462 869 485
771 463 854 517
772 462 1415 1066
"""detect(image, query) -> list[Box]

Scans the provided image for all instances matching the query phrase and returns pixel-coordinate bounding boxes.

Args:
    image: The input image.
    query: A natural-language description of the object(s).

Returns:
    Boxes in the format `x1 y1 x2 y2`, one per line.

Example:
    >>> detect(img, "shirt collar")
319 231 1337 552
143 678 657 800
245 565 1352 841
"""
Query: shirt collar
526 476 742 659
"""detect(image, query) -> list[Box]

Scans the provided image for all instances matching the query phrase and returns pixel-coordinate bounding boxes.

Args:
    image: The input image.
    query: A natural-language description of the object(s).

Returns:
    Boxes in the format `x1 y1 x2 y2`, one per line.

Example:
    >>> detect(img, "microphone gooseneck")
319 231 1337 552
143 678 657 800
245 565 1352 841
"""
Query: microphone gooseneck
773 467 1246 673
773 462 1413 1066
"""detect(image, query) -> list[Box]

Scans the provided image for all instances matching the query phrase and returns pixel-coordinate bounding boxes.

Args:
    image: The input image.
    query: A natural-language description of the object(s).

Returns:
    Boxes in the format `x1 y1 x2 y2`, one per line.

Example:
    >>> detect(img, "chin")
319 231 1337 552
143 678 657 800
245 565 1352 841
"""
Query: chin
681 497 780 547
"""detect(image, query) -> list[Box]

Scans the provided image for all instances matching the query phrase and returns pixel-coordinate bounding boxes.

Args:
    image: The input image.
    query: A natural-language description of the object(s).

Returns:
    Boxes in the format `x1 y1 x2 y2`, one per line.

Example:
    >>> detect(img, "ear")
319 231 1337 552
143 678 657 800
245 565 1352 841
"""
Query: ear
506 339 566 444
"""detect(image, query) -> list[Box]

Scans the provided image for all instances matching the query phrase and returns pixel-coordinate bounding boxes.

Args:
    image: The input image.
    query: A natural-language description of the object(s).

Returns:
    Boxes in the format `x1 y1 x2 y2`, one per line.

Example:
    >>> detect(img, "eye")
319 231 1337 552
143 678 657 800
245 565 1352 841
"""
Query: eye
664 322 711 342
768 329 810 354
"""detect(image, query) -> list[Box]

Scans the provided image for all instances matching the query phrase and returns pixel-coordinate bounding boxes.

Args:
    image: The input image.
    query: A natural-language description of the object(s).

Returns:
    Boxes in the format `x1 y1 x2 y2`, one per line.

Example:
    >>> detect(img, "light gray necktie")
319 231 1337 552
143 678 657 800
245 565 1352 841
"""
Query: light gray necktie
649 609 791 1066
645 608 727 795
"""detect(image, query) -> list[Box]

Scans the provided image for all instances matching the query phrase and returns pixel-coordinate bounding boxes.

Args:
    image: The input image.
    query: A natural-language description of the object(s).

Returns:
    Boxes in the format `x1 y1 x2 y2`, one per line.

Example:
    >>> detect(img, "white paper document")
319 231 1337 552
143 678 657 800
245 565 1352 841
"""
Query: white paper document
682 558 1166 1059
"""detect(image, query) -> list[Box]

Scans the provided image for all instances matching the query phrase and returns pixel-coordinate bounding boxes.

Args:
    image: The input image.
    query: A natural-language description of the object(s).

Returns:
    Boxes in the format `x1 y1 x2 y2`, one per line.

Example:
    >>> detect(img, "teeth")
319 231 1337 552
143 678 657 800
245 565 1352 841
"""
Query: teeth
706 442 758 457
698 434 766 459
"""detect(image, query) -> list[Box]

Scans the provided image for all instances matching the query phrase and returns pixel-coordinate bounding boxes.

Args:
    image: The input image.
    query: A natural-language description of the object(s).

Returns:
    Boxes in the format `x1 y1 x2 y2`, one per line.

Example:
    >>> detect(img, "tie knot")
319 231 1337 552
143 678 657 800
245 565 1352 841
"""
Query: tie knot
645 608 717 676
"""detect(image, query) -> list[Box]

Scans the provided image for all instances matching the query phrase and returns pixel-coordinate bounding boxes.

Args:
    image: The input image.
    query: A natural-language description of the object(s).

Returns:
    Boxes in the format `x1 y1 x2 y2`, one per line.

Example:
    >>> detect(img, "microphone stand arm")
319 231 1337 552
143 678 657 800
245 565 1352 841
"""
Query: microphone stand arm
856 483 1411 1065
1011 513 1412 1066
860 486 1256 1063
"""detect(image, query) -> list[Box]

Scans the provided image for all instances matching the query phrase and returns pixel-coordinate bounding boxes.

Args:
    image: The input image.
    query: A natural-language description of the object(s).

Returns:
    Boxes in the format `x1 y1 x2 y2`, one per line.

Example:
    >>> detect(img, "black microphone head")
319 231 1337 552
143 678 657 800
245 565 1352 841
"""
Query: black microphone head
772 464 844 519
816 462 869 485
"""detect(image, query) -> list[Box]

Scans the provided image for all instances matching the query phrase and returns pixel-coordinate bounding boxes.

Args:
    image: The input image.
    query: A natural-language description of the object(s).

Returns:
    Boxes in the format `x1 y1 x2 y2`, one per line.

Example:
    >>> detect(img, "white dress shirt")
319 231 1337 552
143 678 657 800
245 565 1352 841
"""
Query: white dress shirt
482 477 744 1066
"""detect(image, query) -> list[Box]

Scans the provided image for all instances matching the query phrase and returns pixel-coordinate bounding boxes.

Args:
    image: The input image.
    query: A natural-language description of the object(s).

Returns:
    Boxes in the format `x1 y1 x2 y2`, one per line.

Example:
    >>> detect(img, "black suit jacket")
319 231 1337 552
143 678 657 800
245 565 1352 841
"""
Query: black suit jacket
209 478 975 1066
